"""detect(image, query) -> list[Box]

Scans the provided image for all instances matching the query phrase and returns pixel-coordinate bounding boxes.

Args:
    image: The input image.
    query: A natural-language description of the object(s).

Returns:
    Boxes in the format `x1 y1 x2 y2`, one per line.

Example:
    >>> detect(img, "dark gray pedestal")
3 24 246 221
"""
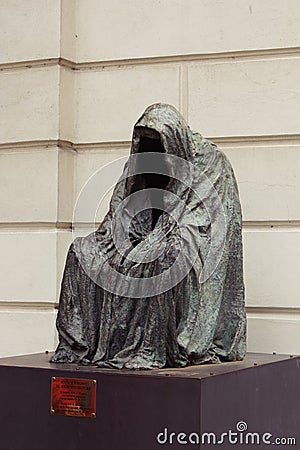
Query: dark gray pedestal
0 352 299 449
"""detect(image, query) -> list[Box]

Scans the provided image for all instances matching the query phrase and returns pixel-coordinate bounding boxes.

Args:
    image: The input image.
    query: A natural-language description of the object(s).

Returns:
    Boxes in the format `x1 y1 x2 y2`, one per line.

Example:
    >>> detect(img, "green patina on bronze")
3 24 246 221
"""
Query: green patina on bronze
51 103 246 369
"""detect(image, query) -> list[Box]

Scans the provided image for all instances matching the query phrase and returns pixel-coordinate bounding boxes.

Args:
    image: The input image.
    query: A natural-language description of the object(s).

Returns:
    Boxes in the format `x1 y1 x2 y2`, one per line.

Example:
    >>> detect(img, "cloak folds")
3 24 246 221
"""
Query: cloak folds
51 103 246 369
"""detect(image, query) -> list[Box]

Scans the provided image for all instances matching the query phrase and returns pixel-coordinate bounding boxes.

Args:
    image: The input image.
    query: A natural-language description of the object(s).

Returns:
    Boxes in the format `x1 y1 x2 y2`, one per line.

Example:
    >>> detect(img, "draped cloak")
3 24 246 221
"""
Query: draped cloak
51 103 246 369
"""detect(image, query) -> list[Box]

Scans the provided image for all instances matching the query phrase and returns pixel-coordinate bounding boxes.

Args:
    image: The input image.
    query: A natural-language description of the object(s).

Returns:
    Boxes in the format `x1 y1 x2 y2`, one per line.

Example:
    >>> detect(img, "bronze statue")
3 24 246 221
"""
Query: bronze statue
51 103 246 369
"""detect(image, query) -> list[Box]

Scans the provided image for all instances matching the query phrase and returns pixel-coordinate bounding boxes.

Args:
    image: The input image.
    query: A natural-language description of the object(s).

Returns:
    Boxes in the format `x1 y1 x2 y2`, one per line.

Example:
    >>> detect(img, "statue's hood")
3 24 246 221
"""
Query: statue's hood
131 103 194 161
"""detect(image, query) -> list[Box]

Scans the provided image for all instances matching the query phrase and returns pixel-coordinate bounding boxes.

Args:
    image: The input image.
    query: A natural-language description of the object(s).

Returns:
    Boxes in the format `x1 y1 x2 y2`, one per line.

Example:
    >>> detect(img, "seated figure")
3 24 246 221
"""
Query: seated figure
51 103 246 369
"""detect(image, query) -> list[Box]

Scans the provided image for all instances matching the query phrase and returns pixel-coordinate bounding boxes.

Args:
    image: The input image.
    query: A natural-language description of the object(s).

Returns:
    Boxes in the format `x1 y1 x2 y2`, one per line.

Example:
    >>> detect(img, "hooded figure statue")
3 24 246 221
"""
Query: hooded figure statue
51 103 246 369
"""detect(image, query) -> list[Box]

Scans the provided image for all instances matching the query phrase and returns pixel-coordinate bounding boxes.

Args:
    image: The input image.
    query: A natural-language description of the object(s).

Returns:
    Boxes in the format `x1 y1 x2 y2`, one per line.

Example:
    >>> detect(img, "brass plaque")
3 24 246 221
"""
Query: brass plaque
50 377 96 418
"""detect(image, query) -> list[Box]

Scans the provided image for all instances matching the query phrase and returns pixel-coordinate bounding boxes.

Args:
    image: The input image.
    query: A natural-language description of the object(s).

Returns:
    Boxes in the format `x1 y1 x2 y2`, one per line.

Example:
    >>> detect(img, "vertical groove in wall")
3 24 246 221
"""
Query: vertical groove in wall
54 225 59 350
56 0 64 351
58 67 62 146
179 63 189 121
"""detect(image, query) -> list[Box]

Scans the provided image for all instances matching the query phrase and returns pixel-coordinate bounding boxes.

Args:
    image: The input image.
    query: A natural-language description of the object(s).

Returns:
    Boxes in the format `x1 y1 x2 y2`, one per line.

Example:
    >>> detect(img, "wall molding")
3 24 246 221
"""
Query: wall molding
1 46 300 72
0 303 298 316
0 140 59 151
0 222 72 231
243 221 300 230
1 134 300 152
1 221 300 232
0 58 59 71
0 301 58 310
247 306 300 322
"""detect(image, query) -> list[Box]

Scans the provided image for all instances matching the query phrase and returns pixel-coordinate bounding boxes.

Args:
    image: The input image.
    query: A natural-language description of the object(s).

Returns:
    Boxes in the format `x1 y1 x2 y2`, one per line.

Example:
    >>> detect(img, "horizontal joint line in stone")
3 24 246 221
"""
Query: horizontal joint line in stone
243 221 300 230
1 221 298 233
1 46 300 71
73 221 300 232
246 306 300 321
0 302 58 310
0 58 60 71
0 222 72 231
0 304 298 316
1 135 300 152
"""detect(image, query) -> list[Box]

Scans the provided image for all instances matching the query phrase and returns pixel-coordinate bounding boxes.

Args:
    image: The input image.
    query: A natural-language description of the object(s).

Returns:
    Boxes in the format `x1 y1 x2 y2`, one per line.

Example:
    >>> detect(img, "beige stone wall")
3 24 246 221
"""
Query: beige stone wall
1 0 299 357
